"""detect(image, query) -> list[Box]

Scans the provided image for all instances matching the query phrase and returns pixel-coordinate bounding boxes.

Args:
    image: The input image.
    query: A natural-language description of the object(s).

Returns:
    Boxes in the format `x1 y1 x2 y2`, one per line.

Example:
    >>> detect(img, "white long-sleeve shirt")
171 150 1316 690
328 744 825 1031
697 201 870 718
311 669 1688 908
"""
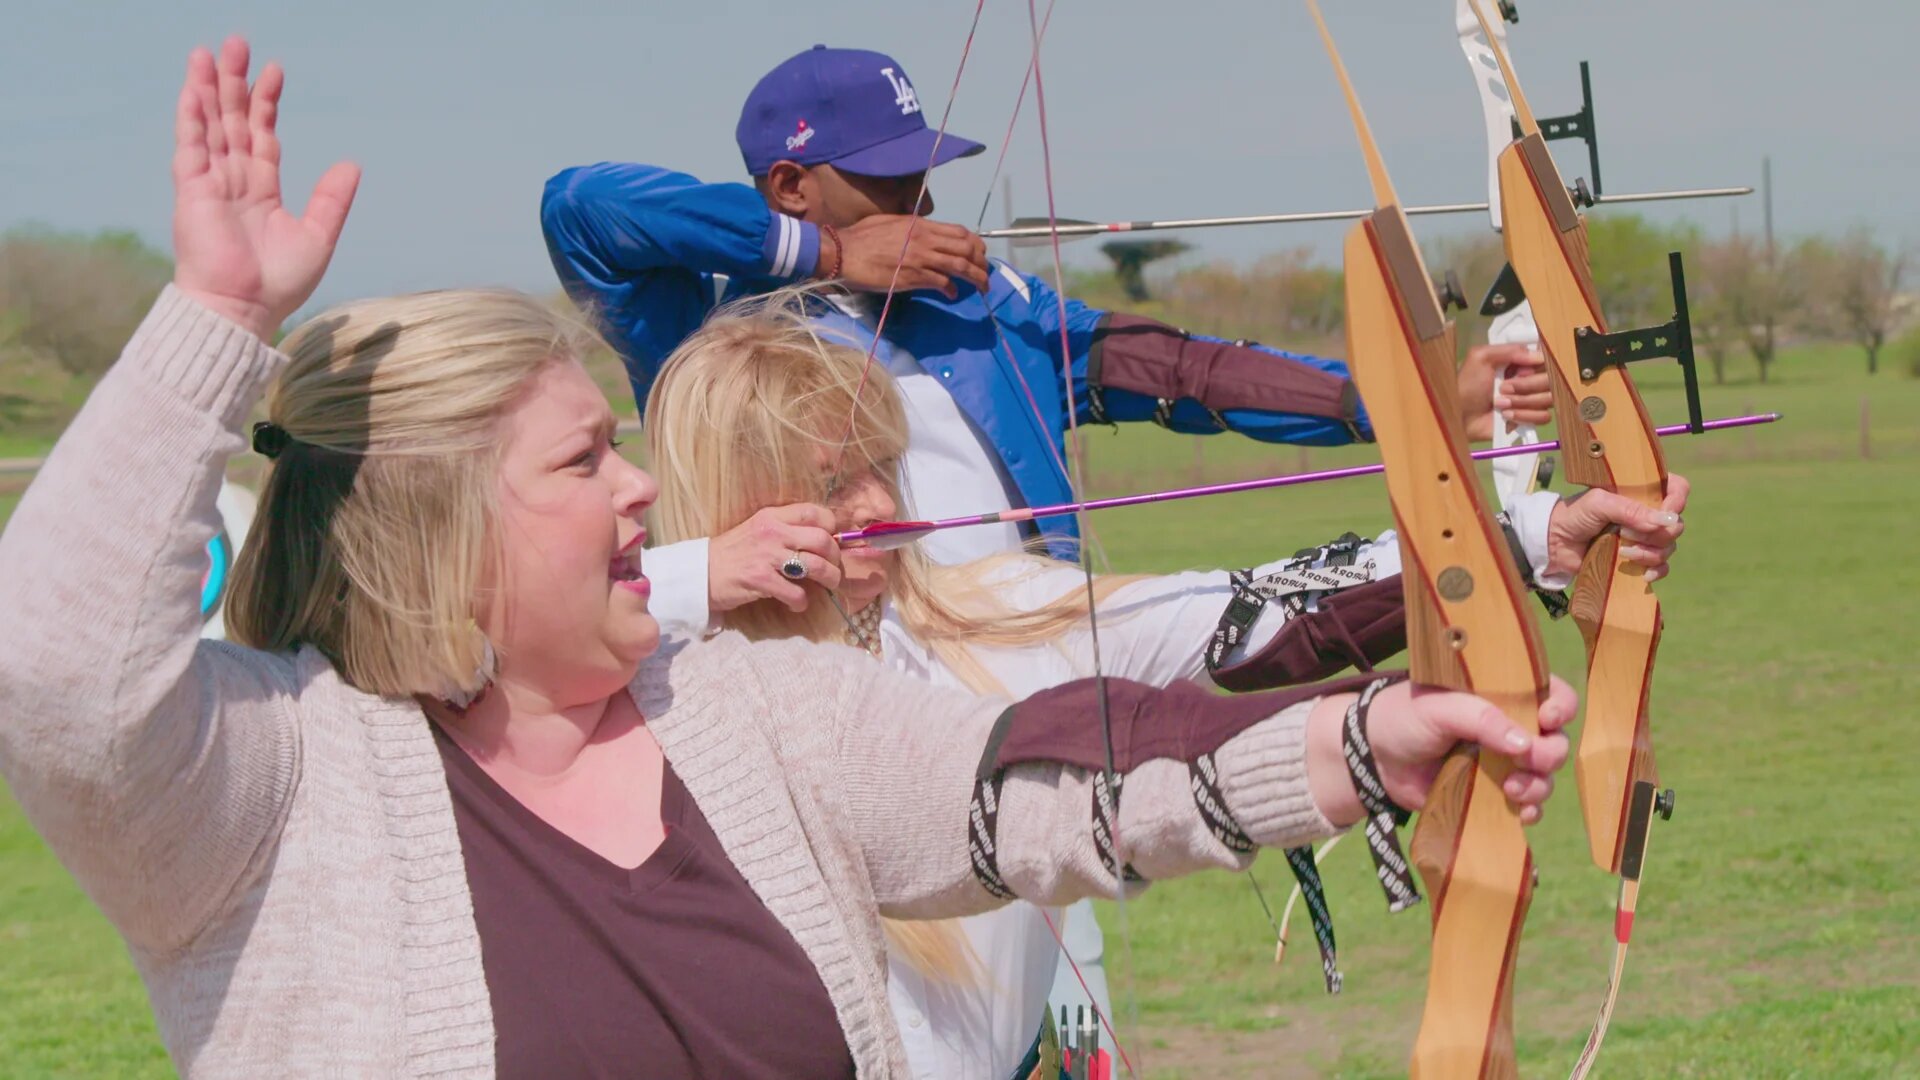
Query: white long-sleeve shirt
873 490 1564 1079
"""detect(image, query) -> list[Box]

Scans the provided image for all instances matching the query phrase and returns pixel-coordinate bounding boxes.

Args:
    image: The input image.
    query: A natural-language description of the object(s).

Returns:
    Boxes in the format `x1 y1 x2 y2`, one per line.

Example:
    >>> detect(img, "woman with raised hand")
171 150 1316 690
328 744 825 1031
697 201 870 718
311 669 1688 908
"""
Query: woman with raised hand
643 290 1688 1080
0 37 1584 1079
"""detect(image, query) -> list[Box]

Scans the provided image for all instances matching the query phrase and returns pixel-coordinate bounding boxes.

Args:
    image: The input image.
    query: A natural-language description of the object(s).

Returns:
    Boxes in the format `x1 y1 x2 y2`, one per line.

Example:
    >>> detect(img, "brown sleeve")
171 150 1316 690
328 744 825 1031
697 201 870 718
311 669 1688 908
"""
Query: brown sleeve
1086 313 1366 435
1208 576 1408 692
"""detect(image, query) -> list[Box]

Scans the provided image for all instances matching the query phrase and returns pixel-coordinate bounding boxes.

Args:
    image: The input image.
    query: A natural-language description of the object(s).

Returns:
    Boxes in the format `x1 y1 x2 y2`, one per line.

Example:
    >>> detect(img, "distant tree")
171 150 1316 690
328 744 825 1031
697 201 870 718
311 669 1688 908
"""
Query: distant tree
1100 239 1191 302
1160 248 1345 351
1799 229 1910 374
1689 232 1800 383
1689 236 1748 385
1581 215 1703 332
0 227 173 378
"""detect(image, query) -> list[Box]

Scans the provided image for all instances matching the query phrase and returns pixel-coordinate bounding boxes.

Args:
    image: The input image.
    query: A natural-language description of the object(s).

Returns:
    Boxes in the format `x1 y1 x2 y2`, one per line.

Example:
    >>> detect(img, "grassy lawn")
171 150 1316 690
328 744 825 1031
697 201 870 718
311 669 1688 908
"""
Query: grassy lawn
0 344 1914 1076
1072 349 1920 1077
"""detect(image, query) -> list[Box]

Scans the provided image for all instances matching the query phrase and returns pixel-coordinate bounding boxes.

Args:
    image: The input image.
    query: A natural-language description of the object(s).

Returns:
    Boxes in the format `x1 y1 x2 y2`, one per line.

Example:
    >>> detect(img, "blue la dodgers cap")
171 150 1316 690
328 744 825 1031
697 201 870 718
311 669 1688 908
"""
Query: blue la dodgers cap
736 45 985 177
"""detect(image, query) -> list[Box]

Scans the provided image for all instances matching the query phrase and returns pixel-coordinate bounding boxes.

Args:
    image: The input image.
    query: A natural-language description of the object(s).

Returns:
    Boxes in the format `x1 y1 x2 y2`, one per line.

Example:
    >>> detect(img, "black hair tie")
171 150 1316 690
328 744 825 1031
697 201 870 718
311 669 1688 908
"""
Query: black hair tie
252 421 294 460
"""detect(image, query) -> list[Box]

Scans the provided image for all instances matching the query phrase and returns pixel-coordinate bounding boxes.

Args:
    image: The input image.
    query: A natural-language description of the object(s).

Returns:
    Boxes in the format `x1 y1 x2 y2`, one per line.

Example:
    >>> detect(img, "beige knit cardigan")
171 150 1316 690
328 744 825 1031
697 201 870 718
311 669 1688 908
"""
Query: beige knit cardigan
0 289 1336 1077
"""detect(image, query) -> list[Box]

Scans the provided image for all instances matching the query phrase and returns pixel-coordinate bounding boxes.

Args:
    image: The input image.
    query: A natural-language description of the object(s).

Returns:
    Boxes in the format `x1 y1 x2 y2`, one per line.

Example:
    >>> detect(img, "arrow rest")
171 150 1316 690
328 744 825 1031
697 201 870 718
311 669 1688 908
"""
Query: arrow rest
1479 263 1526 316
1433 269 1469 313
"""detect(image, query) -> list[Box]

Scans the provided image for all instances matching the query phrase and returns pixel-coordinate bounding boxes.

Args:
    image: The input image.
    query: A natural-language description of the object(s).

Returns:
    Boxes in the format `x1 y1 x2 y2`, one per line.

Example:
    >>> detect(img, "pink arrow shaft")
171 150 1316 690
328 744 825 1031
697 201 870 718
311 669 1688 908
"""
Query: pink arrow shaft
835 412 1779 547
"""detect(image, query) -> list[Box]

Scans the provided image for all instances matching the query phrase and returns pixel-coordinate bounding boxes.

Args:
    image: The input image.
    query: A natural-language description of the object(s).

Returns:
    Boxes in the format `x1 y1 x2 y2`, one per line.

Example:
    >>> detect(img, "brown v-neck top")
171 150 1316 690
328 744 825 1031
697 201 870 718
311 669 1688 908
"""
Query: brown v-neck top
432 723 857 1079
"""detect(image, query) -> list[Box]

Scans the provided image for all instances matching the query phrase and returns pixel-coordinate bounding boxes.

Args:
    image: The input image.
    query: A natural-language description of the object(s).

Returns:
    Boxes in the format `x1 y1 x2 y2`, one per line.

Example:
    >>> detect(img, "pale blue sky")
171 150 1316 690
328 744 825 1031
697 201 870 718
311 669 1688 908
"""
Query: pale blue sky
5 1 1915 310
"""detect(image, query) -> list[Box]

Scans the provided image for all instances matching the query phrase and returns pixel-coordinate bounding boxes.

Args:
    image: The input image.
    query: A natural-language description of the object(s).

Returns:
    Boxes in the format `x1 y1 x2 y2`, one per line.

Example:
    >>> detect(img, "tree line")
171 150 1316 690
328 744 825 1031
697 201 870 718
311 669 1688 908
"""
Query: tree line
1 217 1913 443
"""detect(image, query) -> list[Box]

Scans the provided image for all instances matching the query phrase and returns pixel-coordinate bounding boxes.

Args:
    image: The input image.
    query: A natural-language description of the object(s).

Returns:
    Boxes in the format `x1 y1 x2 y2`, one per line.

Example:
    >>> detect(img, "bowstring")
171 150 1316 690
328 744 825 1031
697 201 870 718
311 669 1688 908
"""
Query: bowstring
816 0 988 642
1025 1 1138 1074
970 0 1057 234
832 0 990 469
824 4 1137 1068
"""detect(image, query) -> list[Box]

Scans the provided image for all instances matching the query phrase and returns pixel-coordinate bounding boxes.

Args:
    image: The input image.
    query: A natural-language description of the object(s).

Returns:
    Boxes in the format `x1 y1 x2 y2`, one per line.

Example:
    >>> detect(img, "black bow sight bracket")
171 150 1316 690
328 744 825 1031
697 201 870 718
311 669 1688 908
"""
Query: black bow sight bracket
1573 252 1706 435
1511 60 1602 200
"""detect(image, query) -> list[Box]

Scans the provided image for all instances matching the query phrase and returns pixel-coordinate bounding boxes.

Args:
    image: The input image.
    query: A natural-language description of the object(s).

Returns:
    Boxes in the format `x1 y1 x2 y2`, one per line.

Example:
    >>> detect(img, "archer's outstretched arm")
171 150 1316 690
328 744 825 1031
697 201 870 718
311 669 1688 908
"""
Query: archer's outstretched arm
732 632 1573 918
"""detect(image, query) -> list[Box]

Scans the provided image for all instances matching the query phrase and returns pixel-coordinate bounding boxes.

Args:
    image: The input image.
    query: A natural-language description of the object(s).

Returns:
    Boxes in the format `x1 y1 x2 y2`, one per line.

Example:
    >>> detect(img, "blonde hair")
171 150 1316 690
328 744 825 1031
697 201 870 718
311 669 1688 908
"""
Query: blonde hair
226 289 600 700
648 288 1141 696
647 287 1142 982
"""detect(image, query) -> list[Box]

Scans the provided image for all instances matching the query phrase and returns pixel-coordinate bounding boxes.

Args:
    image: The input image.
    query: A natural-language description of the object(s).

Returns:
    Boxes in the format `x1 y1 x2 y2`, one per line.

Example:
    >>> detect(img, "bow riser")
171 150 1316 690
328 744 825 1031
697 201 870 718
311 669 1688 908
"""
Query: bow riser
1495 136 1668 873
1342 210 1549 1080
1500 137 1670 490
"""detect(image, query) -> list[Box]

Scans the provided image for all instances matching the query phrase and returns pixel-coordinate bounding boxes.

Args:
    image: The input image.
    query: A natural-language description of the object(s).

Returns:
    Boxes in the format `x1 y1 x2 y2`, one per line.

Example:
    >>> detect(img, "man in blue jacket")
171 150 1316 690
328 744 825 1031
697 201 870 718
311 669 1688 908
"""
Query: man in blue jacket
542 45 1548 635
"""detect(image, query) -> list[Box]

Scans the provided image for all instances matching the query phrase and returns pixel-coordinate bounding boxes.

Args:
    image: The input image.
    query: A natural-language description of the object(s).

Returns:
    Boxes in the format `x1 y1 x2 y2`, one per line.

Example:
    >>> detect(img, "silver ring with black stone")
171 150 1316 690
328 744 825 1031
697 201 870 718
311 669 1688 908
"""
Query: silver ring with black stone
778 552 808 581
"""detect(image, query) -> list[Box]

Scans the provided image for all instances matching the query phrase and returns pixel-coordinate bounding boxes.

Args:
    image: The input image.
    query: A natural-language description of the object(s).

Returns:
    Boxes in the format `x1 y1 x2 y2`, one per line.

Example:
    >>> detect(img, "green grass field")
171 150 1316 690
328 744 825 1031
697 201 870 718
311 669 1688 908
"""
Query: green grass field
1 346 1915 1076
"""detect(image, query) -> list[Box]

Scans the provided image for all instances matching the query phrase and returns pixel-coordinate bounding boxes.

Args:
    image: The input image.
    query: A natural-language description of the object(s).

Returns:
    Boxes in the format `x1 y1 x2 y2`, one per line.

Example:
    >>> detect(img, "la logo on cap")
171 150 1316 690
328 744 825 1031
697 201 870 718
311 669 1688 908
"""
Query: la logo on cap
880 67 920 116
786 120 816 152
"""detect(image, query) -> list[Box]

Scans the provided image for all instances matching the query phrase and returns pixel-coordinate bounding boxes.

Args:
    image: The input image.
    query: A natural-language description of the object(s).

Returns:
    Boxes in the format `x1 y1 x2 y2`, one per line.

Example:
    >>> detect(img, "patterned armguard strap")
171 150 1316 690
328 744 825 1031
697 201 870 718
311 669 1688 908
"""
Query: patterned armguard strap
1270 674 1420 995
1207 533 1408 690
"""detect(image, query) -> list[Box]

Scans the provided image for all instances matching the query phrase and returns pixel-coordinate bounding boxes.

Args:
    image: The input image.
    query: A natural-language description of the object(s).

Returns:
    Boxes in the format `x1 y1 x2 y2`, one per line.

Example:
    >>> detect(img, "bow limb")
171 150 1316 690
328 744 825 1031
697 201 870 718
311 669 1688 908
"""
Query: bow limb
1307 4 1551 1076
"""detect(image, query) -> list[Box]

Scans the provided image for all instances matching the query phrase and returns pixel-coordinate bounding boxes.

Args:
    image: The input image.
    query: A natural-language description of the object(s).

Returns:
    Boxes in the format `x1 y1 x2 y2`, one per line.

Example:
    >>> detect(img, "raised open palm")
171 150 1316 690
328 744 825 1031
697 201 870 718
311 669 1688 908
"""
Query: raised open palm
172 37 360 339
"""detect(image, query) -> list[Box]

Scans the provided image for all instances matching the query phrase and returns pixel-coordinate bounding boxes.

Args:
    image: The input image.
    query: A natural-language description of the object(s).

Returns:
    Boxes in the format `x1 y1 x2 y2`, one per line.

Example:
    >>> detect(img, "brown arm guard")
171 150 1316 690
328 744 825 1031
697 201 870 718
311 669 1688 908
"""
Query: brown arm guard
1086 313 1368 438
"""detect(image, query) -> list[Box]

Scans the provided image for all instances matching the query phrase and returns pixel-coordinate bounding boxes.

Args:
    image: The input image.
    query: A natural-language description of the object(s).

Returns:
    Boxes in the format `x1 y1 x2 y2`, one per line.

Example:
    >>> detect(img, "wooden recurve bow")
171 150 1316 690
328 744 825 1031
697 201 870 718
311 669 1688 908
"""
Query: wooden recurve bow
1305 4 1551 1076
1462 2 1702 1070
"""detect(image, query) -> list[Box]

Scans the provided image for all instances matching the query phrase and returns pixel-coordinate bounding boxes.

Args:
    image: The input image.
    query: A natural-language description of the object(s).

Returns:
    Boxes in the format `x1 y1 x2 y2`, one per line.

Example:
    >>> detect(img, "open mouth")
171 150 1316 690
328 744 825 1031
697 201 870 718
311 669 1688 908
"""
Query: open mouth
611 530 646 583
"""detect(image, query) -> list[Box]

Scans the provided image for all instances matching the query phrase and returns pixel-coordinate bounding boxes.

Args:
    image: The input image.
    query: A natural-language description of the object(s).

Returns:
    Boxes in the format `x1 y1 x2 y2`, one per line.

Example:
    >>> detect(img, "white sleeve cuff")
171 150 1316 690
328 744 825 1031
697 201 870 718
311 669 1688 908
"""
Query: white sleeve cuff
1508 490 1567 590
643 537 716 638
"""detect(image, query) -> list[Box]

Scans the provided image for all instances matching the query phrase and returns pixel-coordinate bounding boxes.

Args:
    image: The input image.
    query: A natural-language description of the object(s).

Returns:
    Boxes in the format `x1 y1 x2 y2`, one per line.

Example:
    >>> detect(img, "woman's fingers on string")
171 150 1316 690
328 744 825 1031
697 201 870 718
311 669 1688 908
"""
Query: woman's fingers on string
765 577 810 613
783 520 841 567
796 551 842 592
